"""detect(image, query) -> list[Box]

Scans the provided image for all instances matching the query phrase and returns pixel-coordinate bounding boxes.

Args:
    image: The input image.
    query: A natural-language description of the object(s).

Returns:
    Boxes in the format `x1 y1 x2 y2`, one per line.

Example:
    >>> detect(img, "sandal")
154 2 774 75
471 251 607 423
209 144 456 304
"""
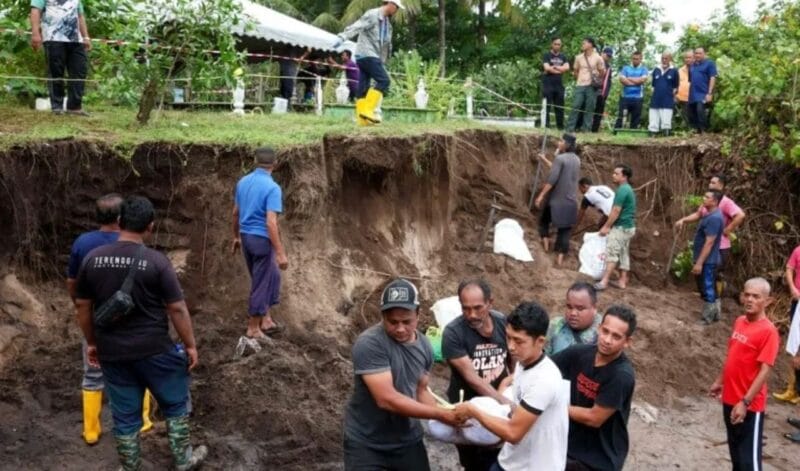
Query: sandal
783 431 800 443
593 282 607 291
262 323 285 336
787 417 800 429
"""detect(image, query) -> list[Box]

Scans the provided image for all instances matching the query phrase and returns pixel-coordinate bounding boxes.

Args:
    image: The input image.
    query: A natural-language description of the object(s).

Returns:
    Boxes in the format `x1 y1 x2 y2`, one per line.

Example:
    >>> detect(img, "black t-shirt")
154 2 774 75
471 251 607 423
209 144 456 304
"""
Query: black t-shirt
442 310 509 403
552 344 635 471
76 241 184 362
543 51 568 89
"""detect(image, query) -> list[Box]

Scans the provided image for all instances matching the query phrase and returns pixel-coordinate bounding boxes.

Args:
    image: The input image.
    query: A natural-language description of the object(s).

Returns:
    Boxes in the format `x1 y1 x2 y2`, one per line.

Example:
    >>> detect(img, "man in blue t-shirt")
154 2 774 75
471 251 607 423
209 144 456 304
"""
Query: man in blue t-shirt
648 52 679 136
691 190 725 325
614 51 648 129
232 147 289 339
688 47 718 133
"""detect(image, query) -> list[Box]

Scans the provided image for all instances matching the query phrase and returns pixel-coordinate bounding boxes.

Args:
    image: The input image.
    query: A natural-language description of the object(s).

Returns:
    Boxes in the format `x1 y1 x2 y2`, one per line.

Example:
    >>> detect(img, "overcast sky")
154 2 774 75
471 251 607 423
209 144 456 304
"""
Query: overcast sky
652 0 769 46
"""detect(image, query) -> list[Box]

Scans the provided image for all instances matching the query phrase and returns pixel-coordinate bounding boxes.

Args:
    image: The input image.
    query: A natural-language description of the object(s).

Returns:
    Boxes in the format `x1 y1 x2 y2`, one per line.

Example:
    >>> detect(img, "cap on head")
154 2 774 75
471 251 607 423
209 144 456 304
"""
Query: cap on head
384 0 405 9
381 278 420 312
602 47 614 57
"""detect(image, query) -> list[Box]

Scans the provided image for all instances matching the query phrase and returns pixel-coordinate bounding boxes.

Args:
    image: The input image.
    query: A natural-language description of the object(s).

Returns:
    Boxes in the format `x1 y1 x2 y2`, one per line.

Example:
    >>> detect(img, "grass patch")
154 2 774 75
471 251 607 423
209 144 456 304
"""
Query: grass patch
0 104 695 150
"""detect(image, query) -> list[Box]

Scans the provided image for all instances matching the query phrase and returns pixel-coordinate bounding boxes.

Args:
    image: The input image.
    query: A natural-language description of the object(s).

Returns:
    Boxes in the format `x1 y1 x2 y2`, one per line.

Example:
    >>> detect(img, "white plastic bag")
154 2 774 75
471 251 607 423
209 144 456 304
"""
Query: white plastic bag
426 396 511 446
493 218 534 262
579 232 607 280
787 302 800 355
432 296 462 329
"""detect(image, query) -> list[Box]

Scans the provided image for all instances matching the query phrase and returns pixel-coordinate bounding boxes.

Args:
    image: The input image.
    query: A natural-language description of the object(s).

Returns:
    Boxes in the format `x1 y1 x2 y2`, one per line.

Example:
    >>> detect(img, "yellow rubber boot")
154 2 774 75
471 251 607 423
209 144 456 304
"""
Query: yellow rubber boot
140 389 154 433
773 367 798 403
82 389 102 445
359 88 383 124
354 98 370 126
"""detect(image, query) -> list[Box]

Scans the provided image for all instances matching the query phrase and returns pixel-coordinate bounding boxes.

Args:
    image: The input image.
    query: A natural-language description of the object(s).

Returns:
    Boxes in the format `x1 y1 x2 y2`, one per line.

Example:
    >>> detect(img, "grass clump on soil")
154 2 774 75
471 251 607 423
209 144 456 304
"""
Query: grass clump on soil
0 105 666 151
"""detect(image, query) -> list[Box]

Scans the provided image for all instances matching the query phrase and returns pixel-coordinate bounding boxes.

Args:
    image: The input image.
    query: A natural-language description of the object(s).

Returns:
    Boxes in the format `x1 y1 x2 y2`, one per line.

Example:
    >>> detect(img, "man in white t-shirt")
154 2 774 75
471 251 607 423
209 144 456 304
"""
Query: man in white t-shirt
455 302 569 471
577 177 614 229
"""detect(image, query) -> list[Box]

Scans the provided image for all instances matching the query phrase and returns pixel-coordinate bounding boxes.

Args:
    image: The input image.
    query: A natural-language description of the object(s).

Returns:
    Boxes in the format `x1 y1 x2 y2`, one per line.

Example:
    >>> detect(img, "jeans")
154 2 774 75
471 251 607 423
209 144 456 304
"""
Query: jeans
82 338 104 390
543 86 565 129
356 57 390 98
567 86 597 133
44 41 88 111
615 97 643 129
687 101 710 131
279 59 298 101
343 438 430 471
101 348 190 436
694 263 718 303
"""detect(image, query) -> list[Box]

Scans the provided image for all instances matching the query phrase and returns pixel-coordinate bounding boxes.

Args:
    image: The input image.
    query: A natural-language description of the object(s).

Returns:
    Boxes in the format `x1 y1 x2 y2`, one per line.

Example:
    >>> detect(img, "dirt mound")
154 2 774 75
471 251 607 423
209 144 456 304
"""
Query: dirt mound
1 132 794 469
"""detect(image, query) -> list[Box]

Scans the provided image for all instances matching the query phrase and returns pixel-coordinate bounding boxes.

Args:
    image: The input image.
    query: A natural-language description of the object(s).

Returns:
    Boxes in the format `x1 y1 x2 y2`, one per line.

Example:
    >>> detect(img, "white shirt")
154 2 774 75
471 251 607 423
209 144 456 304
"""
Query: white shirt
584 185 615 216
498 355 570 471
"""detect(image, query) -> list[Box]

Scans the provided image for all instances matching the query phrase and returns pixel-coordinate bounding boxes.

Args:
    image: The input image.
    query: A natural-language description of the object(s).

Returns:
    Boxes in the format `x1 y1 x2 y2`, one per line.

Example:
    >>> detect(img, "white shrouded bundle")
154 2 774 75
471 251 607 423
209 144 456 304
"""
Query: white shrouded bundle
493 218 534 262
579 232 608 280
787 302 800 355
426 395 512 446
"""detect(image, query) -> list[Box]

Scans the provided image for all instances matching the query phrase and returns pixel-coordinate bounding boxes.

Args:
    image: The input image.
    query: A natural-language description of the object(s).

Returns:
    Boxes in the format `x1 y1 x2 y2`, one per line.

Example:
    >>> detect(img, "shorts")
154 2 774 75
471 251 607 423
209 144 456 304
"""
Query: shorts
605 226 636 271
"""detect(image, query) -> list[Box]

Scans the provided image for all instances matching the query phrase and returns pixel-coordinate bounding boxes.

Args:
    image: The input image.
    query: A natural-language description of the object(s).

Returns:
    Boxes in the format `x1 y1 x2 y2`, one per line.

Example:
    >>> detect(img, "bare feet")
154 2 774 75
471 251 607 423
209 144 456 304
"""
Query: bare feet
260 316 277 332
609 280 627 289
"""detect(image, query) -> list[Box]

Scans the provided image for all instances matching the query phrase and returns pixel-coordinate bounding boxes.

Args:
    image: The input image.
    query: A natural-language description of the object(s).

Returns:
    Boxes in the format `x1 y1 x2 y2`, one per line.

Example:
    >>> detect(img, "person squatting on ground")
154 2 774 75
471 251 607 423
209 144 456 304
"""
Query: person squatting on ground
343 279 465 471
542 37 570 130
454 301 570 471
774 243 800 406
687 190 725 325
709 278 779 471
30 0 92 116
614 51 648 130
687 47 718 133
648 52 679 136
545 282 602 356
443 279 514 471
534 134 581 266
676 50 694 127
577 177 614 230
231 147 289 340
74 196 206 470
336 0 404 125
66 194 155 444
552 305 637 471
595 164 637 291
566 37 605 133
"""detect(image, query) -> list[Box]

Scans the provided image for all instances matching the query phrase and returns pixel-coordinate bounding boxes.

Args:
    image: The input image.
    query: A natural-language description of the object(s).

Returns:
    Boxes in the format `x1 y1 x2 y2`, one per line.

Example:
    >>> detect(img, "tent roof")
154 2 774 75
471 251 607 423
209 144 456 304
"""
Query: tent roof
234 1 347 53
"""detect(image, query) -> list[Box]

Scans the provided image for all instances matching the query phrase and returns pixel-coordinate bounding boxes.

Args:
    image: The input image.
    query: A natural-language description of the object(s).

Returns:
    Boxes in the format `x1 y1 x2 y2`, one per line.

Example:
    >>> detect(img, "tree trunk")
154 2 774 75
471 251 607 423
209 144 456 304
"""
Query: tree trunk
438 0 446 76
478 1 486 48
407 13 417 49
137 78 160 124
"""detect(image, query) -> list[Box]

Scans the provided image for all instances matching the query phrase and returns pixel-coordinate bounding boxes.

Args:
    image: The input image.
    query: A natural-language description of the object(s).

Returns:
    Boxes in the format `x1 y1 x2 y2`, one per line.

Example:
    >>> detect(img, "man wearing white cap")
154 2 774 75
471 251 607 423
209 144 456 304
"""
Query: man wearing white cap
336 1 403 125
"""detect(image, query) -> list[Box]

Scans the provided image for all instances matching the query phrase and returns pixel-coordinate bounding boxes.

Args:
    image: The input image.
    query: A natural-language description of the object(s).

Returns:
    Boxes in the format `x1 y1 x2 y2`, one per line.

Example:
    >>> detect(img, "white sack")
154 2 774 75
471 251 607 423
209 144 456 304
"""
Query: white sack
426 396 511 446
432 296 462 329
493 218 534 262
787 302 800 355
579 232 607 280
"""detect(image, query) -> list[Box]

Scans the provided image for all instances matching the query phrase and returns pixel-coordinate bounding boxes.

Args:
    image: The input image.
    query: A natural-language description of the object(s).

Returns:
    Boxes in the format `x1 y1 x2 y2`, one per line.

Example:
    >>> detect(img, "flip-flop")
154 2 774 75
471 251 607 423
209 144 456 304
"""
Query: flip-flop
609 281 627 289
593 283 607 291
263 324 285 336
787 417 800 429
783 431 800 443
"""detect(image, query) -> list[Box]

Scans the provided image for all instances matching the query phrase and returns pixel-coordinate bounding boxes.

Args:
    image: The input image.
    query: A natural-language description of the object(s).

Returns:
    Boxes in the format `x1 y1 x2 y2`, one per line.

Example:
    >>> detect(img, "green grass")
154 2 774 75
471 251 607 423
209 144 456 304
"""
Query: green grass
0 104 691 150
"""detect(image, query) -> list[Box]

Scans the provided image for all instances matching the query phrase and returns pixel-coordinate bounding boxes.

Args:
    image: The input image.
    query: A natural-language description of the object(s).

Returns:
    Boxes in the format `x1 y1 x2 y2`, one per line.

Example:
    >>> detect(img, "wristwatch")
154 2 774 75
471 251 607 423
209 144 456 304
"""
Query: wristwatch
742 398 751 407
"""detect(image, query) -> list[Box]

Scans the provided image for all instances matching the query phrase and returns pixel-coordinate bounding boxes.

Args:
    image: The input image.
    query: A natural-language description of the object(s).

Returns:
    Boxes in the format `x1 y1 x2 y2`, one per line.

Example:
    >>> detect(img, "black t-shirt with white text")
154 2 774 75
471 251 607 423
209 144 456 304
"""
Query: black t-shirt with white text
552 344 635 471
543 51 568 90
76 241 184 362
442 310 509 403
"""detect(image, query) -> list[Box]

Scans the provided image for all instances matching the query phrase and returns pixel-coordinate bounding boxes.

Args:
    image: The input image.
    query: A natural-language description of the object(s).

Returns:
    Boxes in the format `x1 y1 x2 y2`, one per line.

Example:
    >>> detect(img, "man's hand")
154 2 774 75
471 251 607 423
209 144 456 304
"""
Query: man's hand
185 346 199 370
792 354 800 370
599 226 610 236
791 288 800 301
534 195 544 210
231 237 241 255
31 33 43 51
86 344 100 368
708 380 722 399
83 37 92 51
730 401 747 424
691 263 702 276
277 253 289 270
674 219 684 230
453 402 473 422
705 93 713 104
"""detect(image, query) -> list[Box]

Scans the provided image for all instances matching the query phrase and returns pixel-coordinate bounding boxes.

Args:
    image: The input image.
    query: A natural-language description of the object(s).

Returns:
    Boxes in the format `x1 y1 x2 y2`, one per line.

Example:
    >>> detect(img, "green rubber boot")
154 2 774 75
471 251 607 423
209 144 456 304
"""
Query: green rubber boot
114 432 142 471
167 415 207 471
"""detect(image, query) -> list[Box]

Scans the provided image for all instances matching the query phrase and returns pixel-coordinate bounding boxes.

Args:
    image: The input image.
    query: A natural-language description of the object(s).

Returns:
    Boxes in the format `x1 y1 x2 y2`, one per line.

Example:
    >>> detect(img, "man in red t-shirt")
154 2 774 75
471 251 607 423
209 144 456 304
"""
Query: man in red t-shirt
709 277 779 470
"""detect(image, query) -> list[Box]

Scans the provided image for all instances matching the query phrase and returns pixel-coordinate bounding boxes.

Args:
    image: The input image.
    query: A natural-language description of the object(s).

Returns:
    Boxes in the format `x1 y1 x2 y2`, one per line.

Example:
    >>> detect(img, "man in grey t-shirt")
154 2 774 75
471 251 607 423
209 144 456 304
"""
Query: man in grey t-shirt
534 133 581 266
343 279 464 471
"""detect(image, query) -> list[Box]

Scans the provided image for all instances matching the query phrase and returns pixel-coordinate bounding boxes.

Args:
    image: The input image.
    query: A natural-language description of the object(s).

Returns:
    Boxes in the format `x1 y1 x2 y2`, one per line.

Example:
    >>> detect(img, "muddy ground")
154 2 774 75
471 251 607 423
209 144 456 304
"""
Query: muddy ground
0 132 797 470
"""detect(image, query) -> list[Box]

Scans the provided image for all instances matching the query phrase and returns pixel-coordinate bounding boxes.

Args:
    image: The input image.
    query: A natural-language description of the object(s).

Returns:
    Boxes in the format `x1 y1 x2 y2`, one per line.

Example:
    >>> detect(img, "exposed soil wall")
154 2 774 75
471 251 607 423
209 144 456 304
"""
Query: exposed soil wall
0 132 795 470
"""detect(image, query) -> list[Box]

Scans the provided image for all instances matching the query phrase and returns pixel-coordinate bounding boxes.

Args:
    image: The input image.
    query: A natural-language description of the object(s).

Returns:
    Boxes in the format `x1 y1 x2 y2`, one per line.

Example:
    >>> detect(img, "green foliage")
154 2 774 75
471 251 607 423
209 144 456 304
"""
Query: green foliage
472 59 542 117
671 243 694 281
384 50 463 112
677 0 800 164
684 194 703 211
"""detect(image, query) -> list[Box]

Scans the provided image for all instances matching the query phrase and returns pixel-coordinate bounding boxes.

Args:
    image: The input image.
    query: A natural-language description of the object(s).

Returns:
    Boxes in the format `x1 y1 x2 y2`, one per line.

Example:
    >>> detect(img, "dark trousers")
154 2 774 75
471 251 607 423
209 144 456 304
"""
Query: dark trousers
44 41 87 111
241 233 281 316
539 205 572 254
101 349 190 436
279 59 298 101
343 438 430 471
456 444 500 471
565 459 595 471
543 86 565 129
694 263 718 303
566 86 597 132
488 461 505 471
591 95 607 132
688 101 710 131
723 404 764 471
614 97 643 129
356 57 390 98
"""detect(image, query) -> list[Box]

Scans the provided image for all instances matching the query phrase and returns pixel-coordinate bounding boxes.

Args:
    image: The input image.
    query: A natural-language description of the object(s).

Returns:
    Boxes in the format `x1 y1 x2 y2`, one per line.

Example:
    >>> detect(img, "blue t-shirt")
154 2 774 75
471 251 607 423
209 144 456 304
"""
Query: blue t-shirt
66 230 119 278
650 67 679 108
620 64 648 99
689 59 718 103
235 168 283 239
693 209 724 266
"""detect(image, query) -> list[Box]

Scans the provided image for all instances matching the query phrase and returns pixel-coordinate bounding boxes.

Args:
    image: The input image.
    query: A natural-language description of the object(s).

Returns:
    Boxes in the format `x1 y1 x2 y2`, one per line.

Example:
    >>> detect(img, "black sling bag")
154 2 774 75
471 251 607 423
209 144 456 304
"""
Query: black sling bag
93 245 145 327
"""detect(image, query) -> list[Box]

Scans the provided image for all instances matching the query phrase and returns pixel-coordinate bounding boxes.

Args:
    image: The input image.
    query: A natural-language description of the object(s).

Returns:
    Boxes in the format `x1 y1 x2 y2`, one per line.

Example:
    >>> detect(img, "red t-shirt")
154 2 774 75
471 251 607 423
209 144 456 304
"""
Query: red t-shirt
786 245 800 291
722 315 779 412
